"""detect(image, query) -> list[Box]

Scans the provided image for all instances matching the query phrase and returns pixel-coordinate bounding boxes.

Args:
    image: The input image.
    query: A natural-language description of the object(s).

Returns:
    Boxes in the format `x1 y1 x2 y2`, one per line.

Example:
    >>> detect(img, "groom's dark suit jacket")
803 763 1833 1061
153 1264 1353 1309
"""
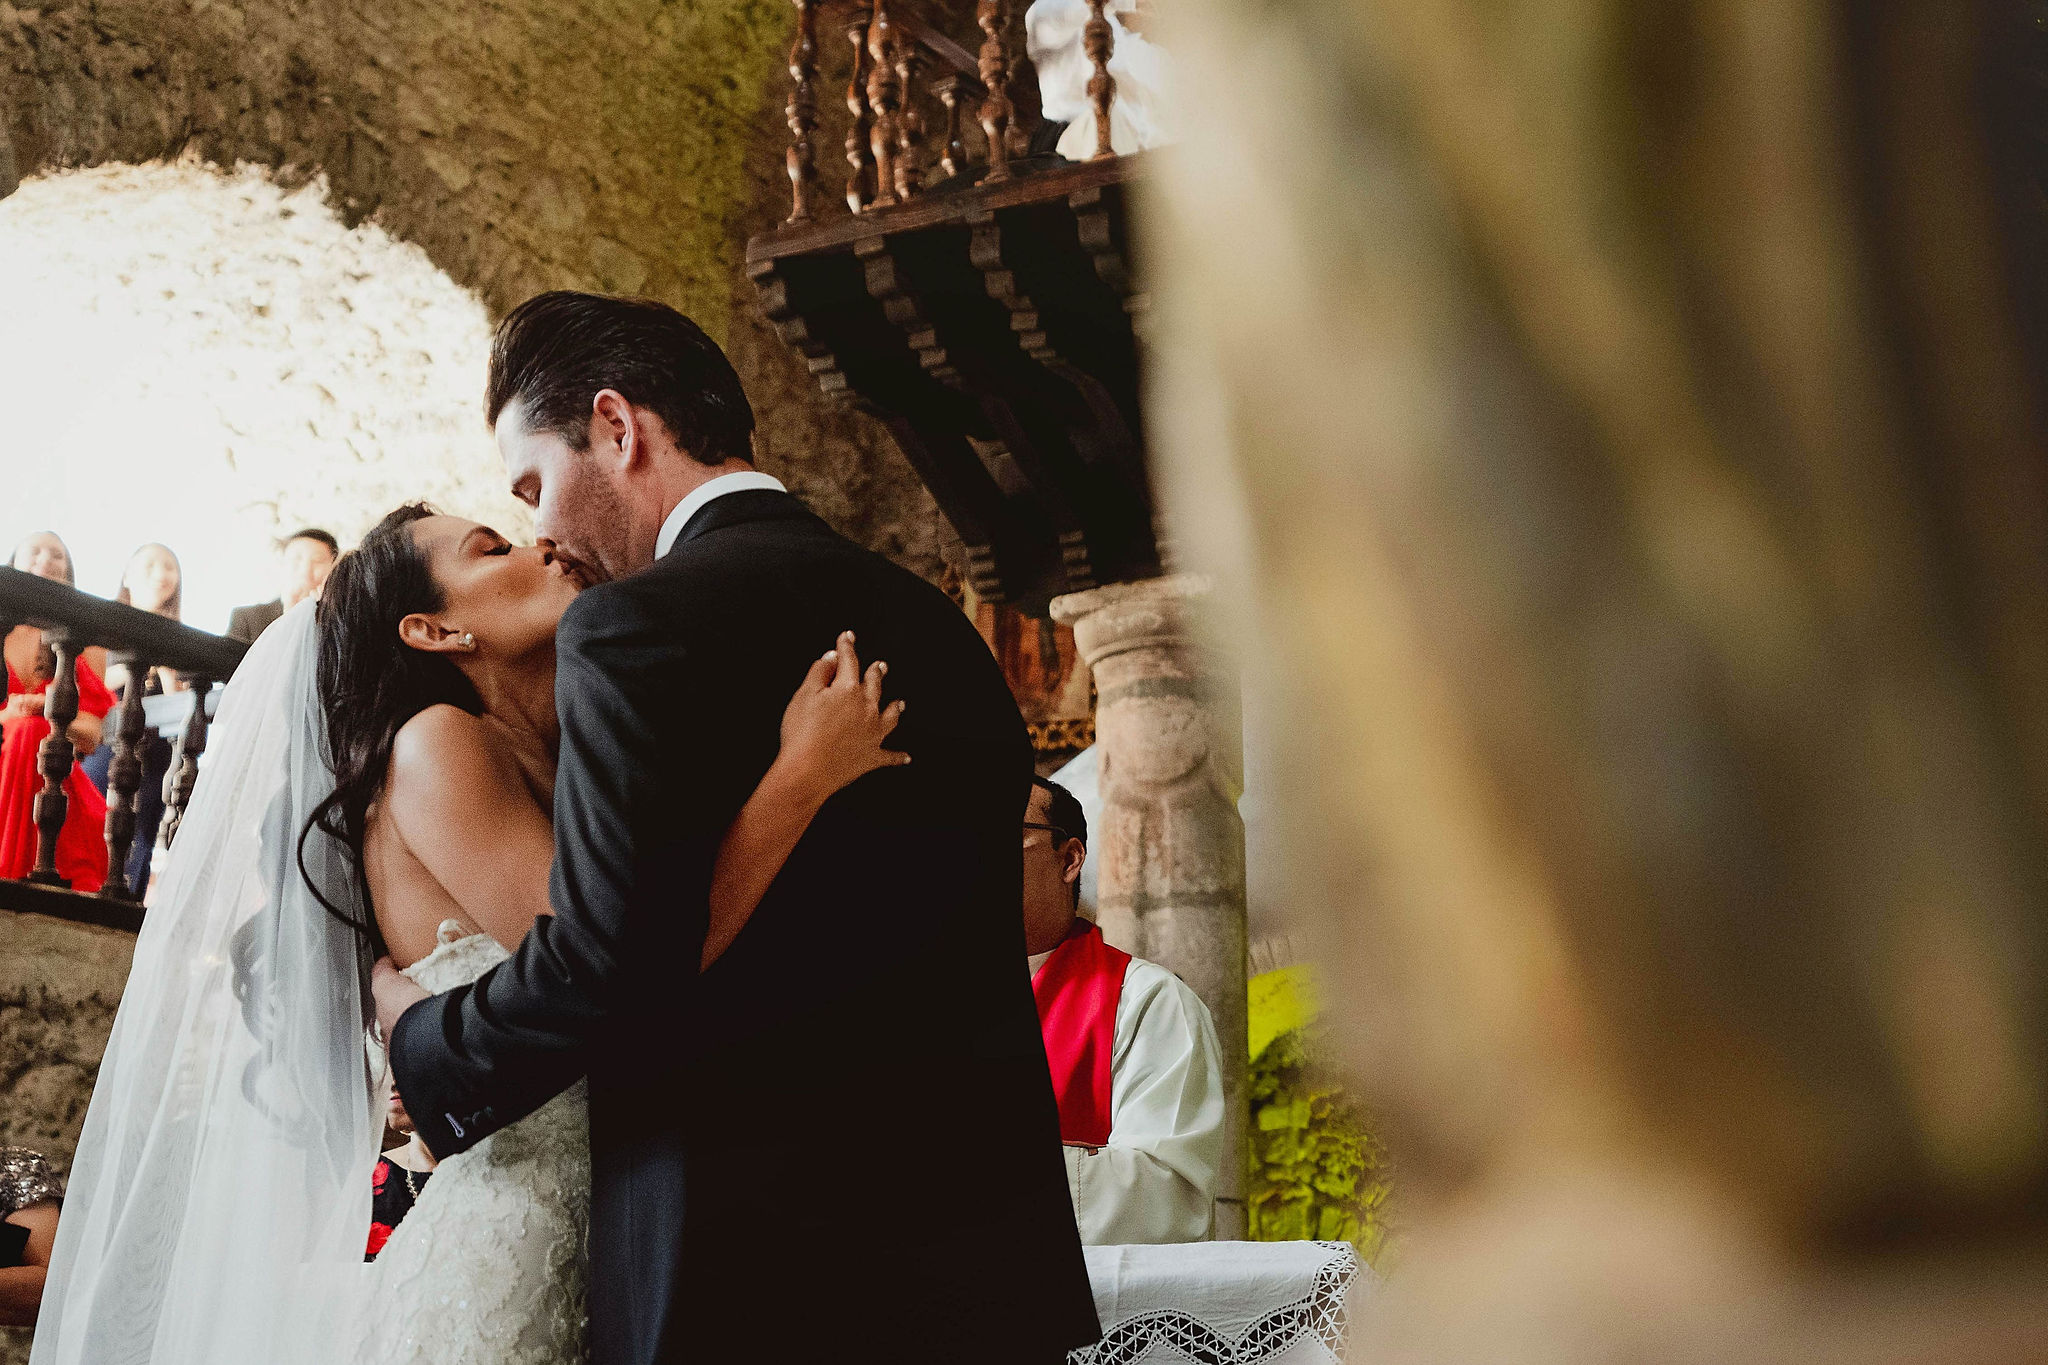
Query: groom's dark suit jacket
390 490 1100 1365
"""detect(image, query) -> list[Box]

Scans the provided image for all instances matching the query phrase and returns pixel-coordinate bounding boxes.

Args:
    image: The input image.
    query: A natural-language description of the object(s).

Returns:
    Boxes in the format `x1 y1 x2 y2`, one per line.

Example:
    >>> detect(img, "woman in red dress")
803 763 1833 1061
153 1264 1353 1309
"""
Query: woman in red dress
1 533 114 892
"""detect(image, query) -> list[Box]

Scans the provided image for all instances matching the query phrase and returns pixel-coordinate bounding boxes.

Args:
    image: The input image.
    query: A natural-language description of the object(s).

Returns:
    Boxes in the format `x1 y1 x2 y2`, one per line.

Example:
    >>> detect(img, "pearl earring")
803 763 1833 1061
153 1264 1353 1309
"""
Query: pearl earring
460 633 476 650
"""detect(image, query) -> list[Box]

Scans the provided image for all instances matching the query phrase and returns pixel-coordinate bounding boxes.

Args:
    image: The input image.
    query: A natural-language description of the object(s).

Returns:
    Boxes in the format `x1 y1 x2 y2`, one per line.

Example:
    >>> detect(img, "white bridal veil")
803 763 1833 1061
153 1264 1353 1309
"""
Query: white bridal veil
31 603 382 1365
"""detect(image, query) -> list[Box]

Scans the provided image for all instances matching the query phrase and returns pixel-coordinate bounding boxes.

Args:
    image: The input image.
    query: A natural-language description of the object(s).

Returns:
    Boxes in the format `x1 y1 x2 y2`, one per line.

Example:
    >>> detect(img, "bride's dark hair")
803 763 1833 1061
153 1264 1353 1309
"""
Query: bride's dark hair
299 503 482 953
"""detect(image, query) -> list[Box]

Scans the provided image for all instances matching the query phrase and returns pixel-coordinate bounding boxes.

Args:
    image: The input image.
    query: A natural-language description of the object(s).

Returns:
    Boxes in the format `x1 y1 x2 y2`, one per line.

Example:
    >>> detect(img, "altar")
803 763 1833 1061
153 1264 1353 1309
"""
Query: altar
1073 1241 1367 1365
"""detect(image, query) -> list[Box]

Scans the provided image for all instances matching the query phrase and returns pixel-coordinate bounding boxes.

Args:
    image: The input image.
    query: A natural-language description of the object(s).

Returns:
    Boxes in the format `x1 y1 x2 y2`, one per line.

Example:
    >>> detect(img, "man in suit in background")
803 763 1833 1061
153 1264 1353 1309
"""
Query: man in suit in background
225 528 339 644
374 292 1099 1365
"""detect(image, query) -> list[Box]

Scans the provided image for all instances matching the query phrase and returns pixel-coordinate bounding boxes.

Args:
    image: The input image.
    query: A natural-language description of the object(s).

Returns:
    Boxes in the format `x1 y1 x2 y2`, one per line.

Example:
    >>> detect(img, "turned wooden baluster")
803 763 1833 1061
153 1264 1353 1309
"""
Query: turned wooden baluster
785 0 821 224
26 631 81 887
934 73 969 180
100 657 152 900
867 0 903 208
977 0 1014 182
893 42 926 201
846 8 876 212
160 677 212 849
1084 0 1117 159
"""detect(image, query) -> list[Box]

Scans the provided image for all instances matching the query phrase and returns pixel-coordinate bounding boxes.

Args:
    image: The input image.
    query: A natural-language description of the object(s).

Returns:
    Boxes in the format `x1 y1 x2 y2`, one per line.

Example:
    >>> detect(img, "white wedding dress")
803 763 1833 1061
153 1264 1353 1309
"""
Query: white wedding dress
351 925 591 1365
31 606 591 1365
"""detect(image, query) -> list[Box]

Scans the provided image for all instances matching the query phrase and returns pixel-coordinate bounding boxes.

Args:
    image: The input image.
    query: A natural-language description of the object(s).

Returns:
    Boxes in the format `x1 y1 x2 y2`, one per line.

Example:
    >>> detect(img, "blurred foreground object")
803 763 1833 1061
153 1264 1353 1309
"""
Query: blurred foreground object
1144 0 2048 1356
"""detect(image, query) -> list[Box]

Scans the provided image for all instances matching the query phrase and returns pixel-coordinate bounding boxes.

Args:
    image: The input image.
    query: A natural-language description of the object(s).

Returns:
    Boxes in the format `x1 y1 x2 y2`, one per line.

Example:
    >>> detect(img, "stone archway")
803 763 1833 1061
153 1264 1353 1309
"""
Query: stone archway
1 0 787 315
0 156 533 626
0 0 947 580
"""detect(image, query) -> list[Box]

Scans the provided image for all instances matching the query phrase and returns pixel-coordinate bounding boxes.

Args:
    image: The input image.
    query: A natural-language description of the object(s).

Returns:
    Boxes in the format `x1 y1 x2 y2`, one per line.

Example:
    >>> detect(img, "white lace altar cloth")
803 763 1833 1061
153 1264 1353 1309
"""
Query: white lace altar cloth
1069 1241 1366 1365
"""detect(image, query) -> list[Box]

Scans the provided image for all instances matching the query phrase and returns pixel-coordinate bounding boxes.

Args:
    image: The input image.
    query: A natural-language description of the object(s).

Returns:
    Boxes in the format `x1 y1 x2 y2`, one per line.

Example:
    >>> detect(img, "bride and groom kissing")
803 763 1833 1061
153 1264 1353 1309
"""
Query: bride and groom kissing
33 292 1101 1365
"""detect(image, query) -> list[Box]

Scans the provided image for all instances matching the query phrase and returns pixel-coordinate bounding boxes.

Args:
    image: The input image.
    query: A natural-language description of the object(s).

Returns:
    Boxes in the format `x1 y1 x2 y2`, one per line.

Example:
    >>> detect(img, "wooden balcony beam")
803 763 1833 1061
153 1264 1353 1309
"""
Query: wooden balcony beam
749 152 1141 264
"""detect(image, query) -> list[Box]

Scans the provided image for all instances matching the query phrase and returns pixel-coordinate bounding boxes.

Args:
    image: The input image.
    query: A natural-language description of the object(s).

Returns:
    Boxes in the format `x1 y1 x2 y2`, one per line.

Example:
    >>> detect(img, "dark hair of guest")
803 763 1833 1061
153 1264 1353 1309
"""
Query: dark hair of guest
484 290 756 467
299 503 481 953
287 528 341 555
114 543 183 621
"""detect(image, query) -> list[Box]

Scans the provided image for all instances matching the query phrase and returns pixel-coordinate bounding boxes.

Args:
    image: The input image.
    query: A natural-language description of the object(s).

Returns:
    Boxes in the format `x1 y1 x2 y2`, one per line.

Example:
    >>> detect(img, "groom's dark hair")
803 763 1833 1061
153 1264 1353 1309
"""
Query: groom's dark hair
486 291 756 466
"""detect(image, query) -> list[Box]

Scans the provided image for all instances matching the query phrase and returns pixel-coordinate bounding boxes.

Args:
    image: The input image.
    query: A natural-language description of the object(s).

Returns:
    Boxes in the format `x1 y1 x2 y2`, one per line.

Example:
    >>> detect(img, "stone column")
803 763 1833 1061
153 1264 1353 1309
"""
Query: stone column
1051 574 1249 1240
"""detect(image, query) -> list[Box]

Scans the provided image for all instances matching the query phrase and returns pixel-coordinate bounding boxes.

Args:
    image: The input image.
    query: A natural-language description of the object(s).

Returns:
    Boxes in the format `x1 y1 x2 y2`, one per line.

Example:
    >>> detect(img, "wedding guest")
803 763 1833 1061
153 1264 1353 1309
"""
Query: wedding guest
5 532 106 680
80 543 183 893
2 532 114 891
1027 775 1226 1244
0 1146 63 1327
226 528 340 645
367 1077 436 1261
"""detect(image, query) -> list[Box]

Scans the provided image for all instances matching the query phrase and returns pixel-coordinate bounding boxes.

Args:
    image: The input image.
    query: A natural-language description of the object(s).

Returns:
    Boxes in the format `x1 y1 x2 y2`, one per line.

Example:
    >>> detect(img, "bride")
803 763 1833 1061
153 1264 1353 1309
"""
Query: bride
30 504 907 1365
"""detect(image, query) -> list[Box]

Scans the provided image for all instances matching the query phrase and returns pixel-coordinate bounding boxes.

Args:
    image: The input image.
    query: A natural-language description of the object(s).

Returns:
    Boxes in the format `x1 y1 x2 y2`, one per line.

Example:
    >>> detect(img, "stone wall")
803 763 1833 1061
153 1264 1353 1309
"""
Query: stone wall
0 910 134 1365
0 0 954 582
0 910 128 1171
0 0 784 321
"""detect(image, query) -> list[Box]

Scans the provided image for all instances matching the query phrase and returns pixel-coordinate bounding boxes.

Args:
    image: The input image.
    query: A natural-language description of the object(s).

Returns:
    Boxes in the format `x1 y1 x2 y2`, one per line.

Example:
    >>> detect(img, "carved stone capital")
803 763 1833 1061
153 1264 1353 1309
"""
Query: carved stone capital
1053 572 1212 663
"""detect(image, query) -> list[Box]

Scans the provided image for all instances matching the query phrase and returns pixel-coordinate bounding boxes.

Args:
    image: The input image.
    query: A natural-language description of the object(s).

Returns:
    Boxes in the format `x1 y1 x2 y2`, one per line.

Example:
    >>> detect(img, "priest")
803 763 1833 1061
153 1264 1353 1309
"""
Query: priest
1026 776 1226 1243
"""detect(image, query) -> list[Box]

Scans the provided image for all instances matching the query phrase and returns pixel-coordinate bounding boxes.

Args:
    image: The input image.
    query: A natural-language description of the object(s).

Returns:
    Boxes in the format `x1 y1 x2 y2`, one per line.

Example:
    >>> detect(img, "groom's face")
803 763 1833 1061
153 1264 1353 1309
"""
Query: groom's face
498 397 644 585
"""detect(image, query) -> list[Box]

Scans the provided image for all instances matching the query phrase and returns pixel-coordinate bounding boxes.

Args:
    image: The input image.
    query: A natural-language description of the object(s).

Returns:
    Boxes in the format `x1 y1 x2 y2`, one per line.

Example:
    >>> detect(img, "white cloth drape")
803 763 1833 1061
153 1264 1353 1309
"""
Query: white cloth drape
1065 956 1227 1244
1024 0 1174 161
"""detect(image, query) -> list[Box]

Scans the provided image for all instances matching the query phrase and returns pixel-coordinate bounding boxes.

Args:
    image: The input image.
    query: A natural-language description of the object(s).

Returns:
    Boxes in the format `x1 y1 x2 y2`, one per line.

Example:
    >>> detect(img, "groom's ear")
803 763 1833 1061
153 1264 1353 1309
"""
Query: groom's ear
398 613 467 655
590 389 644 469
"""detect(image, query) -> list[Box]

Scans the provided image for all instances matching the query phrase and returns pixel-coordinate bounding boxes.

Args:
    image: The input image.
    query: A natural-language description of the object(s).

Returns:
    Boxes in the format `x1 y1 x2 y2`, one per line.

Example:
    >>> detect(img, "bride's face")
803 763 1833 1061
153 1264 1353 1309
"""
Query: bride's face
408 515 581 659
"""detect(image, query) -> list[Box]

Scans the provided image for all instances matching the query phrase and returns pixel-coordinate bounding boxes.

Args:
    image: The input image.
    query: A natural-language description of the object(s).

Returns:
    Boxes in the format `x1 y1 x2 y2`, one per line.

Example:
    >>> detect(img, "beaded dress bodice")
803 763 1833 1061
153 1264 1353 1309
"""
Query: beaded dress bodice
351 924 590 1365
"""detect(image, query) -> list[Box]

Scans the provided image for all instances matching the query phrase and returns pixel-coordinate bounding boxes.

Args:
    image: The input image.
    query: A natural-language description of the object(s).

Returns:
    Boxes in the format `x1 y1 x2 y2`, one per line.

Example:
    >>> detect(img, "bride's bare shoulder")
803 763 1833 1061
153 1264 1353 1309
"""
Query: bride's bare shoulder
371 706 529 962
385 705 522 813
371 704 557 955
392 702 508 761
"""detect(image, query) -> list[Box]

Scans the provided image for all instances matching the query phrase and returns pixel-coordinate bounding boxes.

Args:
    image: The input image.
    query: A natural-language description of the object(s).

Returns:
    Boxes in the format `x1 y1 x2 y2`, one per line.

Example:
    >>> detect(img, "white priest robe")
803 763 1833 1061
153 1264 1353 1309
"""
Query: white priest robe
1041 950 1227 1244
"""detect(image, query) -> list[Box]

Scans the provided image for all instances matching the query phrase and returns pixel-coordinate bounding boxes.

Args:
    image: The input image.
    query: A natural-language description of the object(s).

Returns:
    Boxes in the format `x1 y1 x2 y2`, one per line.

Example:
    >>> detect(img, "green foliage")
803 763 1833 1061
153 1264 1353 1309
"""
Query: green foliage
1246 972 1392 1264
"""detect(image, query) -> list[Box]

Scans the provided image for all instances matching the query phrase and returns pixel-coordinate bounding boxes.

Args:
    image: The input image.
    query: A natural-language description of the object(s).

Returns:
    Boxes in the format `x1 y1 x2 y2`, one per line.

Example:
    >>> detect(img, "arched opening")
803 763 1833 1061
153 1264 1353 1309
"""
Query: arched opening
1 157 529 629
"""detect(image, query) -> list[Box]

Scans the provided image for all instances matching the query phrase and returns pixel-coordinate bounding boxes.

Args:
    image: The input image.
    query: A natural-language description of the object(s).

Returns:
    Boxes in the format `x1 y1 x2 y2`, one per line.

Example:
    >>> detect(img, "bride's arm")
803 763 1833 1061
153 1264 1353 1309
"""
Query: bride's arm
700 631 908 969
380 636 904 967
384 705 557 953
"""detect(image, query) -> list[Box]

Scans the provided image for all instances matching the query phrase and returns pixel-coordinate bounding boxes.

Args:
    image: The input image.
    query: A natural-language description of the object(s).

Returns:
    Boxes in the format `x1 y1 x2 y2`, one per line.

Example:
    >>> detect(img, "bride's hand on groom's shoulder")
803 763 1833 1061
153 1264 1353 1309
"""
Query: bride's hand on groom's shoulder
774 630 911 806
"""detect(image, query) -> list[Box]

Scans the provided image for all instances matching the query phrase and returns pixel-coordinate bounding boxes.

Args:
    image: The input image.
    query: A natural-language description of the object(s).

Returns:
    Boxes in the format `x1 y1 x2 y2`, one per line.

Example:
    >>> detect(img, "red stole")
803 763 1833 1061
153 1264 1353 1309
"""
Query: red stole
1031 922 1131 1147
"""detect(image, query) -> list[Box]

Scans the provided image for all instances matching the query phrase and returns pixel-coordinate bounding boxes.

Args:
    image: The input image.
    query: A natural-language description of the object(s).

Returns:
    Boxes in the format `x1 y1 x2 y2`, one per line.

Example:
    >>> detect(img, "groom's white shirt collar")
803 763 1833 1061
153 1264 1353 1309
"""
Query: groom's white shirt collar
653 470 788 561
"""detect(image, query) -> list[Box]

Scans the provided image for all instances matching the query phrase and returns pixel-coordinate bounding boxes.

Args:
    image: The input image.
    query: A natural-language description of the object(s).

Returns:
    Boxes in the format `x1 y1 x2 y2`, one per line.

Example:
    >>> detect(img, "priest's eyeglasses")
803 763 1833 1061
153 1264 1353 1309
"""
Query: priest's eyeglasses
1023 821 1073 849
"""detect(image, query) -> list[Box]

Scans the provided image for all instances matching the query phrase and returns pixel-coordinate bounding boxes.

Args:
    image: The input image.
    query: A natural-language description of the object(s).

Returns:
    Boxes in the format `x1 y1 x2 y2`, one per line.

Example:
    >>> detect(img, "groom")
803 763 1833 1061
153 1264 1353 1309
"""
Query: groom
374 292 1100 1364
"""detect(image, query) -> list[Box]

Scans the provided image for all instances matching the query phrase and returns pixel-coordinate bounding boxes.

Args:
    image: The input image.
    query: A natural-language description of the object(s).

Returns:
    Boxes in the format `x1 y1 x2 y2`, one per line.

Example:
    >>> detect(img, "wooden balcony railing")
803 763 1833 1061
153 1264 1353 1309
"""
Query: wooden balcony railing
753 0 1160 615
0 566 247 931
780 0 1123 228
